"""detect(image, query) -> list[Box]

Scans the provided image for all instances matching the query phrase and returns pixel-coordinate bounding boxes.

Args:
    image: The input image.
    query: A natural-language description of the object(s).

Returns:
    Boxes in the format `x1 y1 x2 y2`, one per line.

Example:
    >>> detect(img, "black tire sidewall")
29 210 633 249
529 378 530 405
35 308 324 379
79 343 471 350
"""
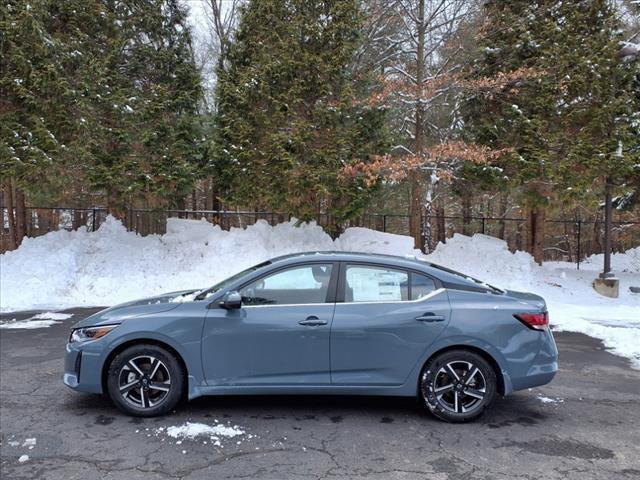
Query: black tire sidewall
420 350 496 423
107 344 184 417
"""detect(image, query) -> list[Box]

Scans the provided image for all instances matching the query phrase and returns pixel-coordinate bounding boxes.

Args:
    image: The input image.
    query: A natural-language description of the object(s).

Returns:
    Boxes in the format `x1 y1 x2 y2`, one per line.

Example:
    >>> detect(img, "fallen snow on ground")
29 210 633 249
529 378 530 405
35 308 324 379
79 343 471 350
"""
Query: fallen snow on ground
1 216 638 366
0 312 74 329
145 422 252 449
30 312 74 320
537 395 565 404
165 422 245 440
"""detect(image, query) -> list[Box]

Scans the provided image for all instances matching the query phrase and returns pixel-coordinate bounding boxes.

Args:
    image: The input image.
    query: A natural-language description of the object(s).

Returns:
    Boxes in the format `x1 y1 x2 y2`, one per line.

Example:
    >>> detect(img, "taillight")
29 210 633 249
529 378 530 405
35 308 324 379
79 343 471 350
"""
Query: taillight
514 312 549 330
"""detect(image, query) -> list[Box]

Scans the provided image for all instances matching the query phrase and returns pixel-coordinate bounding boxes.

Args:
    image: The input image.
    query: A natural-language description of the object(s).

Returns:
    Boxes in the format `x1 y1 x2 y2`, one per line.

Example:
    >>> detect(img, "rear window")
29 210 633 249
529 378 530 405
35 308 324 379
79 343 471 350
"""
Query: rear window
410 273 436 300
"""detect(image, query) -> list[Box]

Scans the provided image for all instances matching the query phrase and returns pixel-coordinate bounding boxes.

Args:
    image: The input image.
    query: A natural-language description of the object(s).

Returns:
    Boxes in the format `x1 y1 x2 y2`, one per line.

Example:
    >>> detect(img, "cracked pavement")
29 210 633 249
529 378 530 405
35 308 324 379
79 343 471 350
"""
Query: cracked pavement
1 307 639 479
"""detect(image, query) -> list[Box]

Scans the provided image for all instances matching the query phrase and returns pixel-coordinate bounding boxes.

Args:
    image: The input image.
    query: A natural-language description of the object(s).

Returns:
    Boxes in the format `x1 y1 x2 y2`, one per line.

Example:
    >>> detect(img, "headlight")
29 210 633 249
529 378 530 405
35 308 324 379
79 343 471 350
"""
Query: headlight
69 325 118 343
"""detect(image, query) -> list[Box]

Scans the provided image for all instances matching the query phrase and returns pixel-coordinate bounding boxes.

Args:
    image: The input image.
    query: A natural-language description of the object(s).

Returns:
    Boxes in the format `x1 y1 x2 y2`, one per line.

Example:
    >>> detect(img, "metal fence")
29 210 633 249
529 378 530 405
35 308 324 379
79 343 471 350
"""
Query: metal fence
2 206 639 270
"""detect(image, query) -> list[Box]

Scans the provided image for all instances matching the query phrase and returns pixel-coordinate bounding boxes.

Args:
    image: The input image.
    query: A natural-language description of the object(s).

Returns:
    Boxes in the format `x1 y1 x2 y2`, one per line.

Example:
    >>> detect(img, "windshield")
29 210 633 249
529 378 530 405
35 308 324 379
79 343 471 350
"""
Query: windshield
195 261 271 300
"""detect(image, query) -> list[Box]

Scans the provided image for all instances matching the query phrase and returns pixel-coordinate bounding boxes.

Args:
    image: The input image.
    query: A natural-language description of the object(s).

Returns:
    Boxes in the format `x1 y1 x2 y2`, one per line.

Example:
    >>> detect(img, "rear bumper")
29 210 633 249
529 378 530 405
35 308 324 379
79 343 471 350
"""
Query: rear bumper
510 327 558 392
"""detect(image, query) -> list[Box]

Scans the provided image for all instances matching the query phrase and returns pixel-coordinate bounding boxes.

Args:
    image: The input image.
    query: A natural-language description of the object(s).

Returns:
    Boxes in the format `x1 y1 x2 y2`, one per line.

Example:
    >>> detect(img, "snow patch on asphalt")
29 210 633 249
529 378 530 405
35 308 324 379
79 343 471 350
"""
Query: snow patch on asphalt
138 421 254 450
30 312 73 320
164 422 245 440
0 312 73 329
537 395 565 404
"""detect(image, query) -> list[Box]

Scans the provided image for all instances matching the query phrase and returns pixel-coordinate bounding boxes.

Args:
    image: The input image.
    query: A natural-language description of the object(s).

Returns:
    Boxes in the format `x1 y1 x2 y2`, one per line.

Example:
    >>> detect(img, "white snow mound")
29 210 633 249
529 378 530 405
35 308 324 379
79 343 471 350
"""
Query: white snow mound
0 216 418 312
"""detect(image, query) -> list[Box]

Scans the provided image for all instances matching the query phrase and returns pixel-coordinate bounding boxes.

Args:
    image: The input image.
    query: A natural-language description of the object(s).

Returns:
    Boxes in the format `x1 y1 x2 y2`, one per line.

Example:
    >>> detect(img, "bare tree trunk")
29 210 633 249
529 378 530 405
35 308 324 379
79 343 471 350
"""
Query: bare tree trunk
409 0 426 251
14 187 27 246
422 174 437 253
73 209 86 230
461 192 472 236
497 192 507 240
527 205 546 264
515 221 524 252
203 178 213 210
3 181 17 250
409 178 423 249
435 200 446 245
107 187 126 220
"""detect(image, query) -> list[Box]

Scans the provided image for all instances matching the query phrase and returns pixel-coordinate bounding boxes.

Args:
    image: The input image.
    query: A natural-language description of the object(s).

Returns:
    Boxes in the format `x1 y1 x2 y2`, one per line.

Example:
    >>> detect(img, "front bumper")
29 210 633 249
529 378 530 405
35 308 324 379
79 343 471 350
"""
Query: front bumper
63 342 105 394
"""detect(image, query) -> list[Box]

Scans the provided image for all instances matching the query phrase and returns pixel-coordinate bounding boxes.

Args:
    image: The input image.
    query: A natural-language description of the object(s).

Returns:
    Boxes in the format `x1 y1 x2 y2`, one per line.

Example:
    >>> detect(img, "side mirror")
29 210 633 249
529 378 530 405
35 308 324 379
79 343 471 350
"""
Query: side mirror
220 290 242 310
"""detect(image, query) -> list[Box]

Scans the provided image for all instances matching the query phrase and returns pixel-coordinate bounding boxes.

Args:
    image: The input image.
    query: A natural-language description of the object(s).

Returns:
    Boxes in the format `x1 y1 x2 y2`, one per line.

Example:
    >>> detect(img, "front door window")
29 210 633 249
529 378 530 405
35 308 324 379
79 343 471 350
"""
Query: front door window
239 264 333 305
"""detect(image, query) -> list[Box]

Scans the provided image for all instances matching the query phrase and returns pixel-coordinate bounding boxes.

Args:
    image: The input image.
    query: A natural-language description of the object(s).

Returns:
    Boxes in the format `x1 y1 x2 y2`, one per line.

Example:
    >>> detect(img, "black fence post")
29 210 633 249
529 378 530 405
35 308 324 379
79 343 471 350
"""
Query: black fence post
481 217 486 235
576 219 581 270
383 215 387 233
92 208 97 231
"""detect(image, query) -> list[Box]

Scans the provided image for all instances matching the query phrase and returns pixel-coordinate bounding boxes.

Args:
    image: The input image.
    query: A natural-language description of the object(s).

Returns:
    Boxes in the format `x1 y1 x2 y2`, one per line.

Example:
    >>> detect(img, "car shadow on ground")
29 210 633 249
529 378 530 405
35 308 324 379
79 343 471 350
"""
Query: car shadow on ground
63 390 550 429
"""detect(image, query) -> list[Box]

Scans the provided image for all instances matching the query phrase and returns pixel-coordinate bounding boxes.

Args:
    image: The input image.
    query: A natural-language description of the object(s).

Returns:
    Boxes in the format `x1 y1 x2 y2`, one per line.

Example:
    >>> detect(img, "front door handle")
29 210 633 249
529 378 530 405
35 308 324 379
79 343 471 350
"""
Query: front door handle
415 313 445 322
298 316 328 326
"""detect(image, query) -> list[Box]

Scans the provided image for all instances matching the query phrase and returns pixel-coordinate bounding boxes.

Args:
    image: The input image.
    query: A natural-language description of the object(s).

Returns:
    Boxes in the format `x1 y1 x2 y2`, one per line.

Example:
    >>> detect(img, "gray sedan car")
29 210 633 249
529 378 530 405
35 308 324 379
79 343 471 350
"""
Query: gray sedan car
64 252 557 422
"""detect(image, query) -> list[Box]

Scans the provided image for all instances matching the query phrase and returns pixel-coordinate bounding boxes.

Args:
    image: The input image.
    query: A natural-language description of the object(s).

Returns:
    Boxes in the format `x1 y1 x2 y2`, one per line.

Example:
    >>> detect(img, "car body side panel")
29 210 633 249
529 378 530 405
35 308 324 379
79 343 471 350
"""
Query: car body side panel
201 304 334 386
330 290 451 385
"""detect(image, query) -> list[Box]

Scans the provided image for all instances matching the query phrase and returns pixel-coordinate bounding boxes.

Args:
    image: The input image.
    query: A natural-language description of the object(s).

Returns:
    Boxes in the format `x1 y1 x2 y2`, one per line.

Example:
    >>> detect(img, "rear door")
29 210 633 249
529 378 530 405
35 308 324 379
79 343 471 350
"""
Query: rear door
330 263 451 386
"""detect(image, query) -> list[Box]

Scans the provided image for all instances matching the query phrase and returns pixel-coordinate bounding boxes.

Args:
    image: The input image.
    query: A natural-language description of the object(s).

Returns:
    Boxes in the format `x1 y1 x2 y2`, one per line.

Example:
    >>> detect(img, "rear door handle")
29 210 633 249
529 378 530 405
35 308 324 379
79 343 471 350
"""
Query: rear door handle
299 316 328 326
415 314 445 322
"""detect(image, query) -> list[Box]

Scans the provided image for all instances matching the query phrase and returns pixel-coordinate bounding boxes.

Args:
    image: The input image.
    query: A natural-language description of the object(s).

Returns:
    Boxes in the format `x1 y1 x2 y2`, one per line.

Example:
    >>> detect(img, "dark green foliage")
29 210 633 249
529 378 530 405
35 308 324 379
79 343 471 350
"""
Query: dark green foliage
211 0 389 230
1 0 203 210
464 0 639 207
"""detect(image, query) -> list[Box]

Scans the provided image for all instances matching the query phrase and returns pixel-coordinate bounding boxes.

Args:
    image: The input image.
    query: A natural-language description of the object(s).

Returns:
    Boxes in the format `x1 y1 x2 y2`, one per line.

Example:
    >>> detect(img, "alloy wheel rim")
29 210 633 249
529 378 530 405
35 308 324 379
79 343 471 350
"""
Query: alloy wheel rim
432 361 486 414
118 355 171 409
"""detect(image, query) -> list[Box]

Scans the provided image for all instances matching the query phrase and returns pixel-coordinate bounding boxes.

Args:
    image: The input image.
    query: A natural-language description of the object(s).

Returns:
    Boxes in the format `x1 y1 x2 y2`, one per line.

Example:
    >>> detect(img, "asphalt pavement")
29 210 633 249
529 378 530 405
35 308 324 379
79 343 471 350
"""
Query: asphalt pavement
1 307 639 480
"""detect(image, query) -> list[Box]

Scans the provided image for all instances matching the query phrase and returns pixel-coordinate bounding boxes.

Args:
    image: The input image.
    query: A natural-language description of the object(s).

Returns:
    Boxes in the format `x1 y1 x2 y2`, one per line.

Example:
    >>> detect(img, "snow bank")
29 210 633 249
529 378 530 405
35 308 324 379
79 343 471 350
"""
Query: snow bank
0 216 418 312
1 217 638 367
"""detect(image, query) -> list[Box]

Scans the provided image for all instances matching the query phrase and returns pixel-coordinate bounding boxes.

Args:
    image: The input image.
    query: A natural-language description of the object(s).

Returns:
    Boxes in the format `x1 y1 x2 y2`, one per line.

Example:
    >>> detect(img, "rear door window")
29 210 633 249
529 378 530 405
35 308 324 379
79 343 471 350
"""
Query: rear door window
345 265 409 302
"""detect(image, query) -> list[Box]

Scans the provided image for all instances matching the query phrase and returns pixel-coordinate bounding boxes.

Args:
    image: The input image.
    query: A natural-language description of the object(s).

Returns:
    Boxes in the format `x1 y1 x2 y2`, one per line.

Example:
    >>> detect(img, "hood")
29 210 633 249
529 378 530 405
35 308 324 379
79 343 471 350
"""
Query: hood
504 290 547 310
72 289 199 328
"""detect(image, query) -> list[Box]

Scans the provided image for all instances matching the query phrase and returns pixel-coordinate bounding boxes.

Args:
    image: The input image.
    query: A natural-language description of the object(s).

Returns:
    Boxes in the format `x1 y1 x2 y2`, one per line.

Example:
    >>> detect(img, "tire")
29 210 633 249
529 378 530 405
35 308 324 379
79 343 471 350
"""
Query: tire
107 344 184 417
419 349 496 423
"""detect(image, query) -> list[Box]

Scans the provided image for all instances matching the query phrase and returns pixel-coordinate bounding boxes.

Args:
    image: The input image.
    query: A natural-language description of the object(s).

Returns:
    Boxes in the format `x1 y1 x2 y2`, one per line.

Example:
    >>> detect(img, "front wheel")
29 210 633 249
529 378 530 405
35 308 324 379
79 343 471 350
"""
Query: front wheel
107 344 184 417
419 350 496 423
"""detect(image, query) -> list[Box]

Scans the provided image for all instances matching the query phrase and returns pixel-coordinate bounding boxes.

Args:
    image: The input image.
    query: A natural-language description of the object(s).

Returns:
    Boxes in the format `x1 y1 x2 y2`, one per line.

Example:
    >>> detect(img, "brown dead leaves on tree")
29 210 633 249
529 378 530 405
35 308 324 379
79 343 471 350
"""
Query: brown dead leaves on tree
342 141 512 187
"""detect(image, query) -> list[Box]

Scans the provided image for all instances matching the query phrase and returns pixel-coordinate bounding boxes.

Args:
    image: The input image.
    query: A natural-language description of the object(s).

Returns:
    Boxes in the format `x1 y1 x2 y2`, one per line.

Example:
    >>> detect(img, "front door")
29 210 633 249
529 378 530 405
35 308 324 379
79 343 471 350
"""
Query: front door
330 263 451 386
202 263 336 386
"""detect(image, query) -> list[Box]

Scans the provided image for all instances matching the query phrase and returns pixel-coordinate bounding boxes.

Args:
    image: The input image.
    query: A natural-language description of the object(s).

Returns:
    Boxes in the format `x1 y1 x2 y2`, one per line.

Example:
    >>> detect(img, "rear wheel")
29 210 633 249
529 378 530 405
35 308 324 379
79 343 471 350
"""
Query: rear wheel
419 349 496 422
107 344 184 417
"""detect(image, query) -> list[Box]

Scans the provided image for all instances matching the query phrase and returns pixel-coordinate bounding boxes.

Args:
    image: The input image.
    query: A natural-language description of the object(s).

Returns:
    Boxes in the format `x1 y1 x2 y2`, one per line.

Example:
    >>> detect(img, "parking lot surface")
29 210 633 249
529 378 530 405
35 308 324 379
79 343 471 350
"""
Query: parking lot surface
1 307 639 479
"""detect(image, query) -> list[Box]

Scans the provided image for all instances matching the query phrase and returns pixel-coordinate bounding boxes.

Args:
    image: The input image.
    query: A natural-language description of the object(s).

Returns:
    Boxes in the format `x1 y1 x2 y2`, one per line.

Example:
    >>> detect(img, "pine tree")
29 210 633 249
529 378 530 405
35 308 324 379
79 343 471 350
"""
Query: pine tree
86 0 203 214
464 0 639 263
211 0 388 231
2 0 203 225
1 0 85 246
